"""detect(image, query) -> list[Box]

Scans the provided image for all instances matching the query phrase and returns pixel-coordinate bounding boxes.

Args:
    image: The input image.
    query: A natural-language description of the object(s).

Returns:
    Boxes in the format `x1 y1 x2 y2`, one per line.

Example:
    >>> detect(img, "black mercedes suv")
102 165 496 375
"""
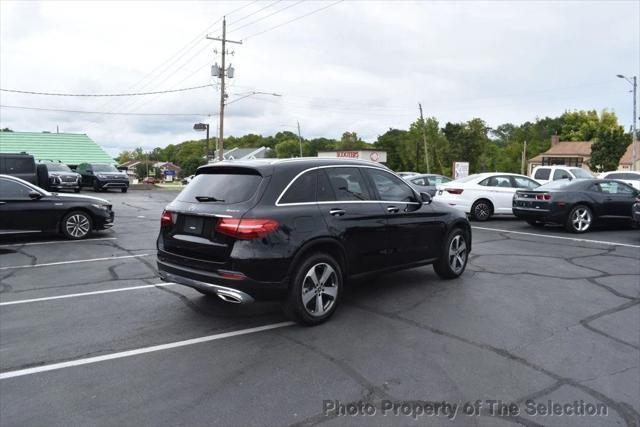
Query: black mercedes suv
157 158 471 325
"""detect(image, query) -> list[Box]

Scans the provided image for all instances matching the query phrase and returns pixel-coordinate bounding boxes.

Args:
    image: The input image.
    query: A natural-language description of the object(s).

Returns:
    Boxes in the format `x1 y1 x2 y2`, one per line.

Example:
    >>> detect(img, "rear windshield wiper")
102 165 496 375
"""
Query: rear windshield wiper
195 196 225 202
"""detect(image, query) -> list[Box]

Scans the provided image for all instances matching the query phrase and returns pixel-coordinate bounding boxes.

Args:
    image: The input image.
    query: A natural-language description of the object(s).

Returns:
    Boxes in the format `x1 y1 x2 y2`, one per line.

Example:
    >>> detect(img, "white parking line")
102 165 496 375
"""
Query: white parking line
0 254 149 271
0 237 117 248
0 322 295 380
0 283 176 306
472 226 640 249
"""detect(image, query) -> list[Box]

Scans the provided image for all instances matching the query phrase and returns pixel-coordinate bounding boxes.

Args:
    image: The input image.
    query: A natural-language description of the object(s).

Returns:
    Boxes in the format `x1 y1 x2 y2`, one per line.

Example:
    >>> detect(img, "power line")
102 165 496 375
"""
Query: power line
242 0 344 41
226 0 284 32
0 104 213 117
102 0 258 112
228 0 305 34
0 84 215 97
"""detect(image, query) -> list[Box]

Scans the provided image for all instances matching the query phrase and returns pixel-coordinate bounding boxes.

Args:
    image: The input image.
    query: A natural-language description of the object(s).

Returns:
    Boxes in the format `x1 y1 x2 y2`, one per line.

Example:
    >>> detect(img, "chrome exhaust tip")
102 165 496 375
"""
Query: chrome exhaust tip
216 290 243 304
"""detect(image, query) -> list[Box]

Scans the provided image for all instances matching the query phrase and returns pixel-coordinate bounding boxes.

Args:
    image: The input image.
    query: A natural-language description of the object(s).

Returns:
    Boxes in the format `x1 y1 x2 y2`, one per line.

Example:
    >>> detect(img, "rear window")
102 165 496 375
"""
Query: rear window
533 168 550 180
570 168 592 179
178 170 262 204
279 170 317 204
537 179 574 190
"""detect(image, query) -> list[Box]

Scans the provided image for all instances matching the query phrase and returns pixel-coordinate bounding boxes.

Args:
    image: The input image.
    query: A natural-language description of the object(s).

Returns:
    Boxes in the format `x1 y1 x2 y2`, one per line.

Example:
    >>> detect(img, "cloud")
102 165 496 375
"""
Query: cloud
1 0 638 154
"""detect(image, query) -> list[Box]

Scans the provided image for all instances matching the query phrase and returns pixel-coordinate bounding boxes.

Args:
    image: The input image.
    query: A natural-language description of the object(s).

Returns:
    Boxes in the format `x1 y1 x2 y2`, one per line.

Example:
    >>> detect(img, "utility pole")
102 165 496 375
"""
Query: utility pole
418 103 430 173
207 17 242 161
521 140 527 175
296 121 303 157
617 74 638 171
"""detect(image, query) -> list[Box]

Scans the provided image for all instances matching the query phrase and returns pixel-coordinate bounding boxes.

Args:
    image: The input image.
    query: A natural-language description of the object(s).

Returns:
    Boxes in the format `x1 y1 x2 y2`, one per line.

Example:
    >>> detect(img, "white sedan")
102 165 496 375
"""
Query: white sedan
597 171 640 190
434 172 540 221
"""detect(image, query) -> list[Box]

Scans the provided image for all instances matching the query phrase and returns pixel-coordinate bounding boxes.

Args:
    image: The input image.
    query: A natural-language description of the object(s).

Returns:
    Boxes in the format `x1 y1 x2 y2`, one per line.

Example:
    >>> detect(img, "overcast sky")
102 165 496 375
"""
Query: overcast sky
1 0 638 156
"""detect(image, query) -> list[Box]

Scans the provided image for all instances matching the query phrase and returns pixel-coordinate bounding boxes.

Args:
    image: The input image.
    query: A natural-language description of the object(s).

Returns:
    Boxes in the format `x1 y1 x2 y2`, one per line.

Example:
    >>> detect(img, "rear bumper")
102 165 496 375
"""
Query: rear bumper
512 206 566 224
156 258 288 302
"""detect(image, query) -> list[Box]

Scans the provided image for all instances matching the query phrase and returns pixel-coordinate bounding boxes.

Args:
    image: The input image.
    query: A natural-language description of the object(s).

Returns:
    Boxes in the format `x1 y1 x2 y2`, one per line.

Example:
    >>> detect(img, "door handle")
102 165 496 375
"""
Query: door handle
329 208 346 216
0 201 5 205
387 206 400 213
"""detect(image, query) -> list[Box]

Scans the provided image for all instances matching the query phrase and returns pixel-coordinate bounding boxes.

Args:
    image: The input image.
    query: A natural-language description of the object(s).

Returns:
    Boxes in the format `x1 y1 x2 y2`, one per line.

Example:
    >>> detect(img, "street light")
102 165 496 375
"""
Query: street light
617 74 637 171
193 123 211 161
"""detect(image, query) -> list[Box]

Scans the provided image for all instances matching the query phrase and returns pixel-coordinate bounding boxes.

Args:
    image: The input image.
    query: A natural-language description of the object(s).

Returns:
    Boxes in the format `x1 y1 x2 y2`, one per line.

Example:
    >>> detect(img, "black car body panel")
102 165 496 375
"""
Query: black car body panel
77 163 129 191
633 201 640 226
157 159 471 303
0 174 114 235
513 178 638 225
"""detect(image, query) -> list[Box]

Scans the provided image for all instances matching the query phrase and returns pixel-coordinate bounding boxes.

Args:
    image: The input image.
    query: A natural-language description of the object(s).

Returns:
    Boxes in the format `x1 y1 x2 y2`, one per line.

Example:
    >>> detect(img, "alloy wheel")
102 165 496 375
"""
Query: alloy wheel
448 235 467 274
474 203 491 220
571 207 591 232
301 263 338 317
65 214 90 238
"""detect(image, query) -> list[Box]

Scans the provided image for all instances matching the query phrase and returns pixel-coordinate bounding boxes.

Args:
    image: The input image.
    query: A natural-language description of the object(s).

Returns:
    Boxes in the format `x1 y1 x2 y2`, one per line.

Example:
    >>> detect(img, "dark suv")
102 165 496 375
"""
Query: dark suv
157 159 472 325
39 161 81 192
77 163 129 192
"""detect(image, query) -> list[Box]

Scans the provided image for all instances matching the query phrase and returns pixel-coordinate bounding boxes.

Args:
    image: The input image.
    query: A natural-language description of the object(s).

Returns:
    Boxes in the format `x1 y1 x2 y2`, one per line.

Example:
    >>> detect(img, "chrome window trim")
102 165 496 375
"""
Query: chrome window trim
275 165 421 207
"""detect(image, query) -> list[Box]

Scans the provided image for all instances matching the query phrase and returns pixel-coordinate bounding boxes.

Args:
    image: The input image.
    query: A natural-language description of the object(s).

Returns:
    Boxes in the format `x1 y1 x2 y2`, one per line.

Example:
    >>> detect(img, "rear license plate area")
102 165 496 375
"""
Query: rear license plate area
182 216 204 235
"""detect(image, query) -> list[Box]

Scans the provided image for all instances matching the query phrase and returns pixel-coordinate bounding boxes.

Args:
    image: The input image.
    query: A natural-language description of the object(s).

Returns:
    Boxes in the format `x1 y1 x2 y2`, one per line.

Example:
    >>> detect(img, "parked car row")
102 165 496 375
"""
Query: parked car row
0 153 130 192
425 168 638 233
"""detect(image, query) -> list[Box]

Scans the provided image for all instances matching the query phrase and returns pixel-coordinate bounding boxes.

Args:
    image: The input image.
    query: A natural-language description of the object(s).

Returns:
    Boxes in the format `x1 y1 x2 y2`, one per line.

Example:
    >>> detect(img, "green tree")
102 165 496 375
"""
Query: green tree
180 156 206 176
443 119 489 173
588 127 631 172
275 139 301 158
560 110 619 141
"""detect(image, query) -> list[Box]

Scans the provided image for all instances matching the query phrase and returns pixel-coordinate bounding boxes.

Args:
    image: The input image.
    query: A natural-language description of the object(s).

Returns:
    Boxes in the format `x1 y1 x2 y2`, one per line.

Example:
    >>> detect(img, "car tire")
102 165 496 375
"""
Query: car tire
74 188 80 193
121 188 128 193
93 179 102 192
284 253 342 326
471 199 493 221
526 220 545 228
61 210 93 240
565 205 592 233
433 228 469 279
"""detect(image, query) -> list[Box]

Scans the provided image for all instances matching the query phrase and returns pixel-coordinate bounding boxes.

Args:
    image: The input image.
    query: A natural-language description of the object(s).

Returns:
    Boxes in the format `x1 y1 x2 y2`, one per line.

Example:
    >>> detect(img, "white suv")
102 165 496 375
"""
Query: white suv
531 166 593 184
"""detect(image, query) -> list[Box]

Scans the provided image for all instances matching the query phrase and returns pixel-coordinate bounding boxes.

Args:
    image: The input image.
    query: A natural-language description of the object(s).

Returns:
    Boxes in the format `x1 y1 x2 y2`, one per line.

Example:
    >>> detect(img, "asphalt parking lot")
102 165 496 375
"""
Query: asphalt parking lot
0 190 638 427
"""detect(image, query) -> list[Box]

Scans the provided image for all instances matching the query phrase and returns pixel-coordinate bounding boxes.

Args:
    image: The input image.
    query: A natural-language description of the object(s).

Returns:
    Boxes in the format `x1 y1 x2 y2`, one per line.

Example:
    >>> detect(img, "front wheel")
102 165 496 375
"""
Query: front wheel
284 253 342 326
61 210 93 240
74 188 80 193
121 187 128 193
434 228 469 279
93 179 102 192
566 205 592 233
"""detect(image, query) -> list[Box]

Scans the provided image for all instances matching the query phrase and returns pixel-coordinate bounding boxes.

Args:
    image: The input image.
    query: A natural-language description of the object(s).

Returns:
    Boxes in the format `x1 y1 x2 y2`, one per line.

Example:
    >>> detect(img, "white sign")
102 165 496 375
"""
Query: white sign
317 150 388 163
453 162 469 179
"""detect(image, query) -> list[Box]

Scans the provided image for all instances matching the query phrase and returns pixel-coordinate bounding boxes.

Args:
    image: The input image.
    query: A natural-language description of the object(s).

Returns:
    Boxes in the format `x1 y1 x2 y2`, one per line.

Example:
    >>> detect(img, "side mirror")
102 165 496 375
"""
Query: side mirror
28 191 42 200
420 192 432 205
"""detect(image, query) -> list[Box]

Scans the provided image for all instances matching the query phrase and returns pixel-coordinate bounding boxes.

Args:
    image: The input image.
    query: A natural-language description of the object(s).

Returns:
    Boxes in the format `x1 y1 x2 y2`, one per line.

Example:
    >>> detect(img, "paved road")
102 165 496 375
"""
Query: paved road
0 190 638 426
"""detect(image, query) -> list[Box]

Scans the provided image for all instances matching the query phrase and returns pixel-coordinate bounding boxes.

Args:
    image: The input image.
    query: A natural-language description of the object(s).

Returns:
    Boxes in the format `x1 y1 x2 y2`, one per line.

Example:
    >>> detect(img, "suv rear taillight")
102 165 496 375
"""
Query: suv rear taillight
445 188 464 195
161 210 173 226
535 193 551 201
215 218 279 239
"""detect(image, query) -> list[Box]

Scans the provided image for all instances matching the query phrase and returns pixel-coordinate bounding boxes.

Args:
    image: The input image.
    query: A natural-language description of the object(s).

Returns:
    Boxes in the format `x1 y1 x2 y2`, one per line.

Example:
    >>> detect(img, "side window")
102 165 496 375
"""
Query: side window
431 176 451 185
512 176 539 189
553 169 571 180
317 170 336 201
0 179 32 198
366 169 417 202
411 177 427 186
5 158 33 173
325 167 371 201
597 181 634 194
480 176 513 188
534 168 550 180
607 173 624 179
279 170 317 204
